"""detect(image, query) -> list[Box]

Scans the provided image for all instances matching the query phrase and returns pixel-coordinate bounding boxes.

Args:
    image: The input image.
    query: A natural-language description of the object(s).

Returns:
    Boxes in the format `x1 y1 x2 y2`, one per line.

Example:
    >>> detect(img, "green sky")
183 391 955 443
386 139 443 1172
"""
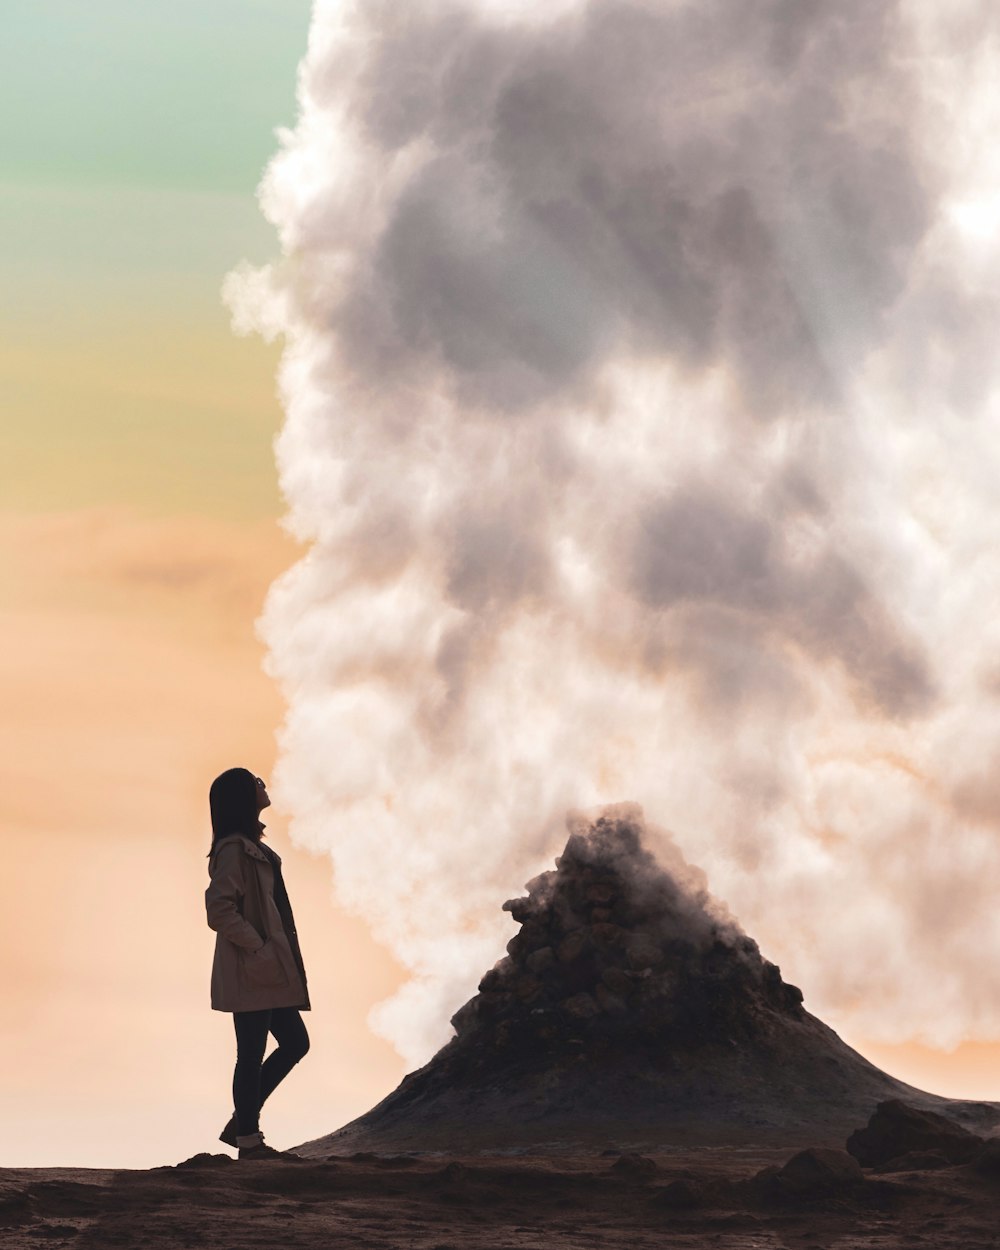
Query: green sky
1 1 313 518
2 0 311 193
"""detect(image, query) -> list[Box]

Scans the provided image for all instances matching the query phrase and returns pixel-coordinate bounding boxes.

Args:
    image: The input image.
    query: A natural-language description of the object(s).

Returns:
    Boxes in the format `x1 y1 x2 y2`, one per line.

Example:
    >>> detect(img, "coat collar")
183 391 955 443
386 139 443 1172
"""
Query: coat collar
213 833 279 865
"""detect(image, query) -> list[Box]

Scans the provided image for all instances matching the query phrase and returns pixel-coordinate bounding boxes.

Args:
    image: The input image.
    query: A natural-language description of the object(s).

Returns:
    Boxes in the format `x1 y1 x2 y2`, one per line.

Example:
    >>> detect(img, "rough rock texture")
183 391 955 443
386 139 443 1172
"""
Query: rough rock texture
299 809 1000 1157
774 1147 864 1195
847 1099 986 1167
14 1143 1000 1250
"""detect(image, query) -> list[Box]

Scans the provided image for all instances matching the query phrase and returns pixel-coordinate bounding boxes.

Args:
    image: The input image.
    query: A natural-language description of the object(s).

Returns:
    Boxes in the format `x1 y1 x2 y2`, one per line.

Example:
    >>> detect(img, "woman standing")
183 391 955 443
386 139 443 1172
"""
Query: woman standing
205 767 310 1160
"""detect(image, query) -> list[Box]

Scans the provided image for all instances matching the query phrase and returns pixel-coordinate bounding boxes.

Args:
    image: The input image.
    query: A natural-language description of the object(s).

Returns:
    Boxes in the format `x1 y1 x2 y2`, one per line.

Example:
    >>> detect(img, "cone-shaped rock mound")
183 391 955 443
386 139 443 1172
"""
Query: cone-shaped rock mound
299 808 998 1156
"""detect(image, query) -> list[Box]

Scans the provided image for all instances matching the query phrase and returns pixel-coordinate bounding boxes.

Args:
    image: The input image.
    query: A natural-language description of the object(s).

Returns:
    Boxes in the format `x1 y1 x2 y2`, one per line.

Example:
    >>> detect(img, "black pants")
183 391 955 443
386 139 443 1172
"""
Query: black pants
232 1007 310 1136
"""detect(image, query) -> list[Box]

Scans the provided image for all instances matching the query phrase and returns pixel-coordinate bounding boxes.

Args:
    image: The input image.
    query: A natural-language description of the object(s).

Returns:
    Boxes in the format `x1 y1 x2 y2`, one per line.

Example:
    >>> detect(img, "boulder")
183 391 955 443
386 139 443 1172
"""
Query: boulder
776 1148 863 1195
969 1139 1000 1178
596 984 628 1015
502 897 534 924
846 1100 984 1167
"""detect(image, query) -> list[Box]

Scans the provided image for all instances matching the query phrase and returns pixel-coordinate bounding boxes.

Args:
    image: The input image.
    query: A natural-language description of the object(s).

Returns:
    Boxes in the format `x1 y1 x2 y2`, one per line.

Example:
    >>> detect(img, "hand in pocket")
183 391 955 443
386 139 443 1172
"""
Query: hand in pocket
242 939 288 989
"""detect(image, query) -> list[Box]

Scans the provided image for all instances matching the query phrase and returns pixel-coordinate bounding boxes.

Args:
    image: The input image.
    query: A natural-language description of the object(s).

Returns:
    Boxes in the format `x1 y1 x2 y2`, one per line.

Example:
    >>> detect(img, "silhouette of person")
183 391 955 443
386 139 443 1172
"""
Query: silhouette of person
205 767 310 1159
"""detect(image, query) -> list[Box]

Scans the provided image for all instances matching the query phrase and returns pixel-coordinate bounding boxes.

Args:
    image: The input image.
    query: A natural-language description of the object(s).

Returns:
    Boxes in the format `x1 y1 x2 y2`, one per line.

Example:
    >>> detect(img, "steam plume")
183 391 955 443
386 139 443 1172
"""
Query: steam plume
227 0 1000 1065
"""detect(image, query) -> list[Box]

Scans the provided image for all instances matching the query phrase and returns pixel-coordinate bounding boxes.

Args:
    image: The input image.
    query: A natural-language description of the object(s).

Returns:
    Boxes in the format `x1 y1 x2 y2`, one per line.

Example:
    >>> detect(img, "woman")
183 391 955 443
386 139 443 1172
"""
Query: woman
205 767 310 1160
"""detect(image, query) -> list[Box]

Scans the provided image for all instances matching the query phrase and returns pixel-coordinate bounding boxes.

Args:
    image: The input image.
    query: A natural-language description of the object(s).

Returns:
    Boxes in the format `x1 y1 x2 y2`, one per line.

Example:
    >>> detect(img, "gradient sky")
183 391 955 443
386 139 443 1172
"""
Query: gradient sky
0 2 407 1169
2 1 998 1171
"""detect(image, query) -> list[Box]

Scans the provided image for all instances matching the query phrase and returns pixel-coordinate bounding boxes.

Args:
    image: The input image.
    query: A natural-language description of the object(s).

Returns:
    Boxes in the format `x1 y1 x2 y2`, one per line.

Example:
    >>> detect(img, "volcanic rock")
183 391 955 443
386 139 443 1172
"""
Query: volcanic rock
846 1099 985 1167
297 807 1000 1157
774 1147 864 1195
969 1139 1000 1178
609 1153 658 1181
650 1178 715 1208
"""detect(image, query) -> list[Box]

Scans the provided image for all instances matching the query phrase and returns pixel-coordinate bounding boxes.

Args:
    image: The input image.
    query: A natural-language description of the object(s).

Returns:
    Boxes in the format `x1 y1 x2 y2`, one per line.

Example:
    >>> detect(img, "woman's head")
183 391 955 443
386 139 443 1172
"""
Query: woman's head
208 768 270 852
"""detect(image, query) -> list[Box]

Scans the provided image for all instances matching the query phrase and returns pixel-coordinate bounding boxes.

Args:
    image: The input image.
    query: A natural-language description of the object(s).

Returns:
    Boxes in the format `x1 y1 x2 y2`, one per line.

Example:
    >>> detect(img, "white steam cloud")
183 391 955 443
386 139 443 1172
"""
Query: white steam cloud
227 0 1000 1066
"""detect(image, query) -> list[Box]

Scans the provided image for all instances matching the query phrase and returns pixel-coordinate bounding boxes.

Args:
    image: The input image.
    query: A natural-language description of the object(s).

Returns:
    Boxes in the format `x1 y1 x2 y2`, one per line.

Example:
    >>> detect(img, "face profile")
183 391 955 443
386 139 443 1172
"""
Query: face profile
255 777 271 813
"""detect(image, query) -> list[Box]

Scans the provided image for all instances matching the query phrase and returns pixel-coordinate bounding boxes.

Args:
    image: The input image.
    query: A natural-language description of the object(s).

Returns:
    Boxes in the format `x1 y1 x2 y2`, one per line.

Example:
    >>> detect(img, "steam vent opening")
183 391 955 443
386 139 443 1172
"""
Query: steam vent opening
298 809 996 1157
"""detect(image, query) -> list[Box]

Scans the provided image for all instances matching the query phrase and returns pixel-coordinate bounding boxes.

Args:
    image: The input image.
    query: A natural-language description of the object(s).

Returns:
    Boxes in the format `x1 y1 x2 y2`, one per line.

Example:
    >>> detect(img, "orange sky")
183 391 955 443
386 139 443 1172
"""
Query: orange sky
0 498 408 1168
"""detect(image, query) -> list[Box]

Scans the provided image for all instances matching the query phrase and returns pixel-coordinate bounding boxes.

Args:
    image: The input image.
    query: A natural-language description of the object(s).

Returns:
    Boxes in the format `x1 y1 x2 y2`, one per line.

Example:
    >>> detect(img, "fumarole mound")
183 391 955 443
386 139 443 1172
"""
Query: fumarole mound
299 809 991 1156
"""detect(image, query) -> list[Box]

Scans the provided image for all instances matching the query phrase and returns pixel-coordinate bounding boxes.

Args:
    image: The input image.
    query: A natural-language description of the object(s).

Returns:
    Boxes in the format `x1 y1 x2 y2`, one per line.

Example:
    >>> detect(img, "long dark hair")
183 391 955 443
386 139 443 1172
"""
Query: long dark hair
208 767 264 856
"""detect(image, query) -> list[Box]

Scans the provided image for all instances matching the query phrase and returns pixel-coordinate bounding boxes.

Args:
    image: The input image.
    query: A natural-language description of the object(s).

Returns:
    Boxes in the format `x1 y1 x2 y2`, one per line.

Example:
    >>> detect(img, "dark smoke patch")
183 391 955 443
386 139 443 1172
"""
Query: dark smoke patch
632 489 933 718
328 0 930 416
634 491 776 614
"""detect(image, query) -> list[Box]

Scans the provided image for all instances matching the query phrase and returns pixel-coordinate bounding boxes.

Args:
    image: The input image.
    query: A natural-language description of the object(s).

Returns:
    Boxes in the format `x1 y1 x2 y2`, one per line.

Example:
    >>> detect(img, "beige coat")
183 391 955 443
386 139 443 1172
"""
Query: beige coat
205 833 310 1013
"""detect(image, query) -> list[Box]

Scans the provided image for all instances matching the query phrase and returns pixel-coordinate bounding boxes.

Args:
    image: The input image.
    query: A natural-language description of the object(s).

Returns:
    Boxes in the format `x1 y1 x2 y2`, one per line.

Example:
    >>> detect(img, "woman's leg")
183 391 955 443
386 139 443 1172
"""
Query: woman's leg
232 1009 271 1136
257 1008 310 1110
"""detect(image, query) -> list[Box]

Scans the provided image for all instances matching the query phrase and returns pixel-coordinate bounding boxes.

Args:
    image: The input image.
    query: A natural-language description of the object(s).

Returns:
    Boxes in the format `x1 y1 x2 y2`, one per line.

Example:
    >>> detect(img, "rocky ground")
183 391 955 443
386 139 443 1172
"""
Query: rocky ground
5 1119 1000 1250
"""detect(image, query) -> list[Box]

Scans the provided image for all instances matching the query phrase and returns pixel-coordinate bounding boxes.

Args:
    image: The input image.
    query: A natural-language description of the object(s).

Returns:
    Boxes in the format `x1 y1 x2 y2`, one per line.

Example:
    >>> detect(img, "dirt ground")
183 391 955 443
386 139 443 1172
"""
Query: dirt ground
3 1144 999 1250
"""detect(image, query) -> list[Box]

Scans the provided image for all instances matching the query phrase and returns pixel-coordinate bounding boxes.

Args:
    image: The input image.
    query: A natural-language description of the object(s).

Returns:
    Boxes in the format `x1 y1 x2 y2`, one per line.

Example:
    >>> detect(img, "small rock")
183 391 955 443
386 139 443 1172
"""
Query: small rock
625 933 662 970
524 870 557 897
590 922 626 950
650 1179 704 1208
502 897 534 924
174 1152 235 1168
439 1161 469 1183
596 983 628 1014
586 882 618 905
557 930 590 964
601 967 633 997
511 973 544 1003
782 983 804 1009
561 992 600 1019
610 1153 658 1181
482 989 516 1015
526 946 555 974
477 957 514 992
552 894 584 932
507 921 549 961
450 1000 478 1034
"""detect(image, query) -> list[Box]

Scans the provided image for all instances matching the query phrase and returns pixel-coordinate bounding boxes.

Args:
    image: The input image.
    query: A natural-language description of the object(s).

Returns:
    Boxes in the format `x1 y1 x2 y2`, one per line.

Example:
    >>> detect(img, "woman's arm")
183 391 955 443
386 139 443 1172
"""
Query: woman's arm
205 841 265 950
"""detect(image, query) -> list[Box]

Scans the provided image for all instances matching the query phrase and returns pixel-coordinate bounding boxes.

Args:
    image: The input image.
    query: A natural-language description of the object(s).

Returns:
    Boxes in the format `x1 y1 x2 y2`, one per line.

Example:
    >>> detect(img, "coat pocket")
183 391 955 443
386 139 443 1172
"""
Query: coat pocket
241 940 288 989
